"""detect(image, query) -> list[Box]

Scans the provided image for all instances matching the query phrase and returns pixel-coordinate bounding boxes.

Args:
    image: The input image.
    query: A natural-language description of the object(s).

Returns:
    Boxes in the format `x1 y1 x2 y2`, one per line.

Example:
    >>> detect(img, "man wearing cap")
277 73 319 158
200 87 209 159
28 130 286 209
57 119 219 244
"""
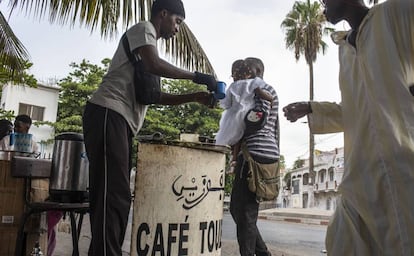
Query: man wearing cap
82 0 217 255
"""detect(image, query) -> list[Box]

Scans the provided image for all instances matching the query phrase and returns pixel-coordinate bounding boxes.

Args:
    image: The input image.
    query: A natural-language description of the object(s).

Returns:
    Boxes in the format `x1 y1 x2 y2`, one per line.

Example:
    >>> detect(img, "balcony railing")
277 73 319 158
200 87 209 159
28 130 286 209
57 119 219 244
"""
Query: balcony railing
313 180 338 192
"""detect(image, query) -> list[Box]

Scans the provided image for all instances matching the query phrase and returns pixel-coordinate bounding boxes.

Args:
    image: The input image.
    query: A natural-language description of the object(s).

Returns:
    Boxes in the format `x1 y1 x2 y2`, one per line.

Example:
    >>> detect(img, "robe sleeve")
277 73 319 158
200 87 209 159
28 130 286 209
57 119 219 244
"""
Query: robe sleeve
308 101 343 134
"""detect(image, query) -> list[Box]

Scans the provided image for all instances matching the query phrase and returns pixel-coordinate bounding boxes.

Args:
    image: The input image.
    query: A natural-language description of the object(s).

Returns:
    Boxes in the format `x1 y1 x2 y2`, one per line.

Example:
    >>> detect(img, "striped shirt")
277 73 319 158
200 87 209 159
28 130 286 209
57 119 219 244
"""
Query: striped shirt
244 83 279 162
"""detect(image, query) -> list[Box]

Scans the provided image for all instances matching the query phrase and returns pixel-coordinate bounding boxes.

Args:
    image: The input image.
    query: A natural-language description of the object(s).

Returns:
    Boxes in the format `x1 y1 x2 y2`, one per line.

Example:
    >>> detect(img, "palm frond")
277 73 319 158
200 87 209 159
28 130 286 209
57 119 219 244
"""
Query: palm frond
0 11 30 79
161 22 215 76
280 0 332 65
8 0 125 37
7 0 216 74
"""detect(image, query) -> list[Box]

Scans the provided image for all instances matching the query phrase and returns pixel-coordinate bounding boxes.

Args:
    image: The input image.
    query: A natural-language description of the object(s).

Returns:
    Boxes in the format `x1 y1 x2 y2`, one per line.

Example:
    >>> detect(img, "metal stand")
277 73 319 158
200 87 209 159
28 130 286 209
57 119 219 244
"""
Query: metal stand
14 178 89 256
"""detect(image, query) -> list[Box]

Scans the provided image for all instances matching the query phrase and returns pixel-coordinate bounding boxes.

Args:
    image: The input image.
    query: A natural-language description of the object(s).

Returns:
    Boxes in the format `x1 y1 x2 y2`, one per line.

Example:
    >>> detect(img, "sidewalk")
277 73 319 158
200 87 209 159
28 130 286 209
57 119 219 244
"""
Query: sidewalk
54 208 332 255
54 234 296 256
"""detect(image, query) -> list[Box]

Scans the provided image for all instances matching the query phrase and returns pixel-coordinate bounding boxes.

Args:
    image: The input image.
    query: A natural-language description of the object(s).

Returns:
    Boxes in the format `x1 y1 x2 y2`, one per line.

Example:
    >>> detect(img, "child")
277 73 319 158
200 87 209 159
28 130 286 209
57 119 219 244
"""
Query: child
215 59 272 170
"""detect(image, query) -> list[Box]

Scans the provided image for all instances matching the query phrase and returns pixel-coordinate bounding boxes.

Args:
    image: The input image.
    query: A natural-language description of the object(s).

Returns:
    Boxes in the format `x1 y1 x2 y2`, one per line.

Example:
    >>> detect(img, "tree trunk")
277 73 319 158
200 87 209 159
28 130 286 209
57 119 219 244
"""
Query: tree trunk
309 62 315 193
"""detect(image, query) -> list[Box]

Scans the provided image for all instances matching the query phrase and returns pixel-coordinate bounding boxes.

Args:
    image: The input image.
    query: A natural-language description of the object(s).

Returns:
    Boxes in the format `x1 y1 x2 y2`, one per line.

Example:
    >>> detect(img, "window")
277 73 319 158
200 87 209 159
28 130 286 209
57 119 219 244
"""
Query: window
303 173 309 185
18 103 45 121
320 171 325 183
292 180 300 194
329 169 334 181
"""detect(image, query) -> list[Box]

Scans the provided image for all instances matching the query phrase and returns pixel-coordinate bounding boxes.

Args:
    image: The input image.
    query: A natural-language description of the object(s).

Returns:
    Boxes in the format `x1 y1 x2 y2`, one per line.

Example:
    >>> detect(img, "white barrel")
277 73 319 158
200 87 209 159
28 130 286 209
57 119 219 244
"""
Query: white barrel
131 142 229 256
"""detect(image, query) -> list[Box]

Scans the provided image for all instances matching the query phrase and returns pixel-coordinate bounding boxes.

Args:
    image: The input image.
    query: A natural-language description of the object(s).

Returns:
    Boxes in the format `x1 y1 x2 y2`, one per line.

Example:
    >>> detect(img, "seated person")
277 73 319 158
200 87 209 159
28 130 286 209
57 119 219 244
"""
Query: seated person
0 119 13 150
0 114 39 154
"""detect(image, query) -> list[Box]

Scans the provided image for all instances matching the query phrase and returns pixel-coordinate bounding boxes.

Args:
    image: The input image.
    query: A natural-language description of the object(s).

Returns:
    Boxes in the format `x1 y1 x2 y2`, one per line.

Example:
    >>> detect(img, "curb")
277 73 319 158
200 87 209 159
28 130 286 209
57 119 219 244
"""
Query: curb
258 212 331 226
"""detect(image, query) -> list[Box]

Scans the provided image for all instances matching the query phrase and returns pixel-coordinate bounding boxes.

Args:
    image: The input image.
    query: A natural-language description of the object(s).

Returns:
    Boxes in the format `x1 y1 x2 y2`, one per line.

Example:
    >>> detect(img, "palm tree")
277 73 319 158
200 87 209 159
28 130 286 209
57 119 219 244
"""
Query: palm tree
1 0 215 82
0 11 31 82
281 0 333 180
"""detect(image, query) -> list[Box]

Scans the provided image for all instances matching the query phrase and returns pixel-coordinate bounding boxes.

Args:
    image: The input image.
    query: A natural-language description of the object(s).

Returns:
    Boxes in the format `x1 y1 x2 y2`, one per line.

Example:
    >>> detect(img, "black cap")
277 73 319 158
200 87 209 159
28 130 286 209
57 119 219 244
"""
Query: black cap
152 0 185 18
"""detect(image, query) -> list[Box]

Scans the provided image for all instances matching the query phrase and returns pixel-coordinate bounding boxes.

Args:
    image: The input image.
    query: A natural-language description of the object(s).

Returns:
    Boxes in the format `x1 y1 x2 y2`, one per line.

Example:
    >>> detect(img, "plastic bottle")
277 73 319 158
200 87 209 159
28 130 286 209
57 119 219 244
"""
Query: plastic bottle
30 241 44 256
9 131 15 151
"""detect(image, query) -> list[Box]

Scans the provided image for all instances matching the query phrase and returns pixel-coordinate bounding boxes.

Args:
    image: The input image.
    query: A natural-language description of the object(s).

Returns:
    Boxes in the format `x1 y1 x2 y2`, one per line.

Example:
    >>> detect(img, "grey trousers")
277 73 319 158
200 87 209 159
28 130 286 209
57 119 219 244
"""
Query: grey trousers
83 102 133 256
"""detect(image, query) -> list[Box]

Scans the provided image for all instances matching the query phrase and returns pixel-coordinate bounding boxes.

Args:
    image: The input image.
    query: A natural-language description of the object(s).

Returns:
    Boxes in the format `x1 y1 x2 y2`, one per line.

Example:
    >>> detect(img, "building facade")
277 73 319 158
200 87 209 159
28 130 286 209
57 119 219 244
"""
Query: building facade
282 148 344 211
1 83 60 156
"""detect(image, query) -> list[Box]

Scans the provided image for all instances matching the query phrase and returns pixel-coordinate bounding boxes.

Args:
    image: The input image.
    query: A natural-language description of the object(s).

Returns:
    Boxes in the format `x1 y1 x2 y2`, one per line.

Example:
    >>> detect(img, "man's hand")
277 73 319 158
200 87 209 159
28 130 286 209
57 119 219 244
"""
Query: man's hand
193 72 217 92
194 92 215 107
283 102 312 122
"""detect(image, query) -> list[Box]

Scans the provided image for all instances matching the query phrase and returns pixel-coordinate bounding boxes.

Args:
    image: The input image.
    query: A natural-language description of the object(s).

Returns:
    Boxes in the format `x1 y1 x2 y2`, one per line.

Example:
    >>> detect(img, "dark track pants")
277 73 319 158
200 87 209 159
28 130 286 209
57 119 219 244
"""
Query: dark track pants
230 154 270 256
83 102 133 256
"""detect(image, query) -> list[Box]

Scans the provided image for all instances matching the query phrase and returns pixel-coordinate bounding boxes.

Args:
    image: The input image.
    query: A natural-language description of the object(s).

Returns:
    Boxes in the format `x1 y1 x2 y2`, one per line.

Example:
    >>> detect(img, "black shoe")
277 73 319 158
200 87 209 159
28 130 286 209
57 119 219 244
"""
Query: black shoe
256 251 272 256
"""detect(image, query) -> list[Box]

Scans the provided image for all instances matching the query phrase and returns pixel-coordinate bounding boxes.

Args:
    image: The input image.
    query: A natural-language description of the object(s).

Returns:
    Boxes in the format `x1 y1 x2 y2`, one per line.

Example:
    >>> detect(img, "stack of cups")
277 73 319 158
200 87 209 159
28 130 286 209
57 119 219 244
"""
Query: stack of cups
10 133 33 152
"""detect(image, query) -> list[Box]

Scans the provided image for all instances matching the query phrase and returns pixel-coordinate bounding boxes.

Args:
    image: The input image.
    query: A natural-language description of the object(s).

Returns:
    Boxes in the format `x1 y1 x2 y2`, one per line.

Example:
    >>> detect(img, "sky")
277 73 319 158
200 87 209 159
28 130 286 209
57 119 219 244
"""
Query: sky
2 0 377 167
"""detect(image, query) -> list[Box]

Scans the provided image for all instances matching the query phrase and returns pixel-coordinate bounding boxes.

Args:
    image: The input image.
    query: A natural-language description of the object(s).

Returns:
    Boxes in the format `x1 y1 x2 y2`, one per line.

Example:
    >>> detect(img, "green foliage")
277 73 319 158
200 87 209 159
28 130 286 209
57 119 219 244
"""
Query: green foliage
225 173 235 195
0 61 37 87
279 155 286 170
293 158 305 169
53 59 221 167
283 172 291 190
54 59 109 134
0 108 15 120
140 79 222 139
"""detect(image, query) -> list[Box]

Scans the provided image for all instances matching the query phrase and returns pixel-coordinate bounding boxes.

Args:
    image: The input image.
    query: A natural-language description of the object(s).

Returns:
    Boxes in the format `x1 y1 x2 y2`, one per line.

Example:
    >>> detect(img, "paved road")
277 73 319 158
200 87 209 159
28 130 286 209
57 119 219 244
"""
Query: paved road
222 213 327 256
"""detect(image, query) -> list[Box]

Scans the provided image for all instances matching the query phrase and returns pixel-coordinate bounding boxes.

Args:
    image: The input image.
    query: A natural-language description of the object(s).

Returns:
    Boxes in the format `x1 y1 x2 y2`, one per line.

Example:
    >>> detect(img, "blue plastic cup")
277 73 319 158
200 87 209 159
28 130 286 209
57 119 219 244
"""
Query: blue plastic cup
9 132 15 146
214 81 226 100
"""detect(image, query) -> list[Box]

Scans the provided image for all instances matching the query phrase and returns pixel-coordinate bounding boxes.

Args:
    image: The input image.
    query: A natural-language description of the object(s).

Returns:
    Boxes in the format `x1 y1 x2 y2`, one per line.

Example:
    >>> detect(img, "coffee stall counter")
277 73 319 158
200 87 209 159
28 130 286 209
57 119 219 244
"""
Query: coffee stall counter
0 151 50 255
